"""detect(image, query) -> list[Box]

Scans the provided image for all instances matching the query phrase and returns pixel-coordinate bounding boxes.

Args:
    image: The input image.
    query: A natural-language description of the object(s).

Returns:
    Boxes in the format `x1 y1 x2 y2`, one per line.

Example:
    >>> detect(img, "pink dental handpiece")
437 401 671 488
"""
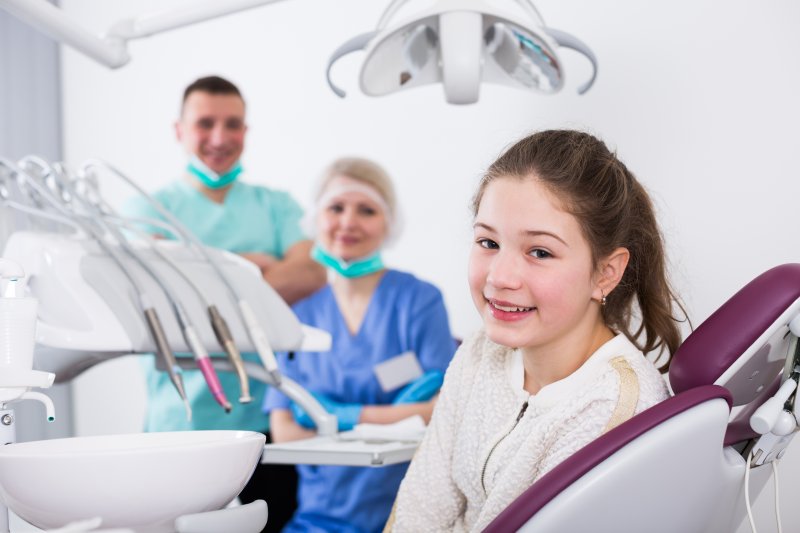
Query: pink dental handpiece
196 355 232 413
184 325 232 412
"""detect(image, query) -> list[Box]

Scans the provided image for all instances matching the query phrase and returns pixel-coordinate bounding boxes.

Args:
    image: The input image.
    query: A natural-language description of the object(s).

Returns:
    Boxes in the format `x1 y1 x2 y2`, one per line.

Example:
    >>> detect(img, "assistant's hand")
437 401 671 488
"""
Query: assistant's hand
393 370 444 404
290 392 363 431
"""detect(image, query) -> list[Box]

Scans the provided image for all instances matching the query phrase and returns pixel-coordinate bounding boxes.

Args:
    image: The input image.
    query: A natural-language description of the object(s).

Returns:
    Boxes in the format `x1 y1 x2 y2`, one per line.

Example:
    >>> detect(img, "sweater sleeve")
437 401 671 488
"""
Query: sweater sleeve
387 335 479 532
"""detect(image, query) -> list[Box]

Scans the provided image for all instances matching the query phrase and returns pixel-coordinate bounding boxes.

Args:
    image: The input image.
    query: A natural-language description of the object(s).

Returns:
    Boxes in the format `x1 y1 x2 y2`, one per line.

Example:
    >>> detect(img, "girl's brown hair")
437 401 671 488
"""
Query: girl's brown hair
472 130 683 371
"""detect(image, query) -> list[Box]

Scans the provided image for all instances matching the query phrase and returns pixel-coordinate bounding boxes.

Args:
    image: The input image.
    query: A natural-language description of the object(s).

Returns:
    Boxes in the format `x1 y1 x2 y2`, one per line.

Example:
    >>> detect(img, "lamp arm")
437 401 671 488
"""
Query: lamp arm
326 31 378 98
545 28 598 95
376 0 415 30
0 0 290 69
0 0 128 68
106 0 288 40
512 0 546 26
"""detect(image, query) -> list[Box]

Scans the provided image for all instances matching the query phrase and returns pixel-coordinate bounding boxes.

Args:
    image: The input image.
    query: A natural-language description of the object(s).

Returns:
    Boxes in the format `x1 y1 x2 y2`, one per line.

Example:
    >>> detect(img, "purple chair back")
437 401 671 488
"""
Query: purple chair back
671 263 800 444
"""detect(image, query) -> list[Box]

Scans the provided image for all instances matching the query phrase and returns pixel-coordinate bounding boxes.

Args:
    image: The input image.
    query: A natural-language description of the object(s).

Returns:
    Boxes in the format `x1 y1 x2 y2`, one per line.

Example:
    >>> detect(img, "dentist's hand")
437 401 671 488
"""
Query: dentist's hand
393 370 444 404
290 392 363 431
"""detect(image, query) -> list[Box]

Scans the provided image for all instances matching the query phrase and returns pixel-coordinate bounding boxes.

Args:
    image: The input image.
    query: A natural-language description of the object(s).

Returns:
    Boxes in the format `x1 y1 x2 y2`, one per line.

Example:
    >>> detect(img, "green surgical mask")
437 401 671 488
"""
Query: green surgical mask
187 156 242 189
311 244 384 278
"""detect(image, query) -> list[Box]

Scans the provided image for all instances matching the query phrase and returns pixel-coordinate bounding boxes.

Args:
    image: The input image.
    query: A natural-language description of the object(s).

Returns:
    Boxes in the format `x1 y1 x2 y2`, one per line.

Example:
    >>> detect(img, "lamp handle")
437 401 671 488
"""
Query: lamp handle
545 28 598 95
326 31 377 98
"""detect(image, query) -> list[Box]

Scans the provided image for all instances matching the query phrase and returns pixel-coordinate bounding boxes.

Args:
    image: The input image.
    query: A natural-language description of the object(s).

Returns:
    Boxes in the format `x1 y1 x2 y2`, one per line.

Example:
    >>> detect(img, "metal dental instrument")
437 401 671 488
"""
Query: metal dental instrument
46 161 233 413
73 172 252 404
72 172 253 404
104 212 253 404
80 159 284 385
9 157 192 419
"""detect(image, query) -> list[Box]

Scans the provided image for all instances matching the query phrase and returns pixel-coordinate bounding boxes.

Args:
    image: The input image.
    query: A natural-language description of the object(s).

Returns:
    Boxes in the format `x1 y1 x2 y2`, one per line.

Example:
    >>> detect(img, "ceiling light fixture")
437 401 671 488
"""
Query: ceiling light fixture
326 0 598 104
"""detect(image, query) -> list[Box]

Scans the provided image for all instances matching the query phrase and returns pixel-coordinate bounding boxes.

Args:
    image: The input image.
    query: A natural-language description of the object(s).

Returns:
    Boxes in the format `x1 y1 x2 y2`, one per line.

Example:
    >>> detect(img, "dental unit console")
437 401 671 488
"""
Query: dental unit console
0 156 423 532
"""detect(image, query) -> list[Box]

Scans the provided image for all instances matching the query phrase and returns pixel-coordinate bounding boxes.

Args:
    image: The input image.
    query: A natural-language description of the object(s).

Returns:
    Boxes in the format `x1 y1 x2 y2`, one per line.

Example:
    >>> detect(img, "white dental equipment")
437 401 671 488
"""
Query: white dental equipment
6 157 192 418
43 161 235 414
327 0 597 104
69 167 253 404
2 155 338 431
0 258 55 533
0 0 288 69
81 159 284 387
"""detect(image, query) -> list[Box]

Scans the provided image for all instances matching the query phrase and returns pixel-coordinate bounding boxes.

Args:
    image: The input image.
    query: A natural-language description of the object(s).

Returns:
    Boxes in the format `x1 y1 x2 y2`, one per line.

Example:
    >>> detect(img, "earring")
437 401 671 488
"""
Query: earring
600 290 607 307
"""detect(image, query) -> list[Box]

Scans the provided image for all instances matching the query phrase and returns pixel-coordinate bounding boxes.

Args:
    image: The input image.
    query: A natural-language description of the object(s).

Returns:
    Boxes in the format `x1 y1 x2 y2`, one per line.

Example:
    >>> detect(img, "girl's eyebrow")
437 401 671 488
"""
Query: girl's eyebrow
473 222 568 246
524 229 568 247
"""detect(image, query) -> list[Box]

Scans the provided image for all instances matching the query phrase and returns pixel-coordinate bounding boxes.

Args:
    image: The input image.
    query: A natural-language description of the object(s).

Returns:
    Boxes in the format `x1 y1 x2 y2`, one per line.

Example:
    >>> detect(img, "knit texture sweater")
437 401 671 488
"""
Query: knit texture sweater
388 330 670 532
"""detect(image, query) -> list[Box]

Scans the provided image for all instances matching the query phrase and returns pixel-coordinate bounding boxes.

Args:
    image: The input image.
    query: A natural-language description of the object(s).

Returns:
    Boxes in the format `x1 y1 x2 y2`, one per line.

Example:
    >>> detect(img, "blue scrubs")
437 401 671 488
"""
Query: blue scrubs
263 269 456 533
124 179 306 432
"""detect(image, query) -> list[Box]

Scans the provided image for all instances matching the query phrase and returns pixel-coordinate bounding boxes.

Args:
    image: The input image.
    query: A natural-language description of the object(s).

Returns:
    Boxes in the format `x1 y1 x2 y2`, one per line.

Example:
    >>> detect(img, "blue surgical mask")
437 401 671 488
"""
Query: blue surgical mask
311 244 384 278
187 155 242 189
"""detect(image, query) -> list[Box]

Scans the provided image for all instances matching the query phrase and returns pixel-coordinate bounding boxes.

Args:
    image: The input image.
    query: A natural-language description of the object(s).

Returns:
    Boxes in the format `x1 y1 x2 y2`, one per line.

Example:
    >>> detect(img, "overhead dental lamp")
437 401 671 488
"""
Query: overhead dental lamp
326 0 598 104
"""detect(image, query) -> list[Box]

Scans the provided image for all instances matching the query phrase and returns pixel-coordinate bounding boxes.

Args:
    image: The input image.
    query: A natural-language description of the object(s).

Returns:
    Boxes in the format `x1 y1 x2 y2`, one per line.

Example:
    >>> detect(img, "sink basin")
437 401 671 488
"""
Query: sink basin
0 430 265 532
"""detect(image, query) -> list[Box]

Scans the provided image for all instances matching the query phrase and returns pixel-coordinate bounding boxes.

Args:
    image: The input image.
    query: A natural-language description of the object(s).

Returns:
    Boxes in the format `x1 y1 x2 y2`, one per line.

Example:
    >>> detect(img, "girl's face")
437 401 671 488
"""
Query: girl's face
468 177 604 355
317 176 388 261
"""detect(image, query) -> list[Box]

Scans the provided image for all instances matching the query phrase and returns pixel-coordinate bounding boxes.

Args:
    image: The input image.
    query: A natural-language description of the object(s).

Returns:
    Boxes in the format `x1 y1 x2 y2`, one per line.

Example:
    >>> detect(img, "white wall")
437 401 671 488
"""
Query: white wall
55 0 800 530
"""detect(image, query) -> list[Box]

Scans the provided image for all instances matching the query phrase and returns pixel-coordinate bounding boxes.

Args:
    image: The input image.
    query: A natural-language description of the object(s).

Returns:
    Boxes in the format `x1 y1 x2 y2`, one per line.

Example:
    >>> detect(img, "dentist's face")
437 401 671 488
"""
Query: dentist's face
175 91 247 176
317 176 388 262
468 176 599 354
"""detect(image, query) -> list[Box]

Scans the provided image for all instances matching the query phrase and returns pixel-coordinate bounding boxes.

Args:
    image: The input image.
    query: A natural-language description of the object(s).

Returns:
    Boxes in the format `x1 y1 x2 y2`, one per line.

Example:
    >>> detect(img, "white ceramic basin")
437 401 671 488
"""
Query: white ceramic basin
0 430 265 532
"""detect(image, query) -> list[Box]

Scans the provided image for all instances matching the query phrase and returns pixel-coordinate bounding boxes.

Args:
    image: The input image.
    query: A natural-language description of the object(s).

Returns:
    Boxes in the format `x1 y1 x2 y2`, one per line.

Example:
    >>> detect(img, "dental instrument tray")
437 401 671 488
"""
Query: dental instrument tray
262 433 420 467
2 231 328 380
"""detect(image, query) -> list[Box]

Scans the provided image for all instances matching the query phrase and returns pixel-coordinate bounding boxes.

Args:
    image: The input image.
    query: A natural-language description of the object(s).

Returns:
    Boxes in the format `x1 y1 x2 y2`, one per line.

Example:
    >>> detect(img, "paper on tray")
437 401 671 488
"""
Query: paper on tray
342 415 427 442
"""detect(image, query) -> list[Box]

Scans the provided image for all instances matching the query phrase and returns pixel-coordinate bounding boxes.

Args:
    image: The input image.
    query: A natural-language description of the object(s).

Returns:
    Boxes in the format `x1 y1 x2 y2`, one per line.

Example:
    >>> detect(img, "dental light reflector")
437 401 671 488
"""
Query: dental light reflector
327 0 597 105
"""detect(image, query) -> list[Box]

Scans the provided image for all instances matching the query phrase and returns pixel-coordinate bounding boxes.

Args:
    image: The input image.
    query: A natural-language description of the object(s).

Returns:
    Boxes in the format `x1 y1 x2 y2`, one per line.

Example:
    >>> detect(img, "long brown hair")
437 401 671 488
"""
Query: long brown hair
472 130 684 371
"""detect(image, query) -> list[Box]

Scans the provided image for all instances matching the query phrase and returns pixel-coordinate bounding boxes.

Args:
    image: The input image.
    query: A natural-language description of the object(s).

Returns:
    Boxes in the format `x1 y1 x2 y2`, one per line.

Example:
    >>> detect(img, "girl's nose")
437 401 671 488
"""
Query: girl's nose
486 251 523 290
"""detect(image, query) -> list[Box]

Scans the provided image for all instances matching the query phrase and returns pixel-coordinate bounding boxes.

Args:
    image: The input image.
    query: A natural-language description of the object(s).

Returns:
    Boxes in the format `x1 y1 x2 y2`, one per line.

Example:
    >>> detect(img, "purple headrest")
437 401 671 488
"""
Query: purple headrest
670 264 800 395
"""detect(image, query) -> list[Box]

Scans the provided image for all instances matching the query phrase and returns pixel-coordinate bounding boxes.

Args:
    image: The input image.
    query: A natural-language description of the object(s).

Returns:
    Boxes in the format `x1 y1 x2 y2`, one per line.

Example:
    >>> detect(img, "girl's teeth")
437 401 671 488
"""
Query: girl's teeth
493 302 533 312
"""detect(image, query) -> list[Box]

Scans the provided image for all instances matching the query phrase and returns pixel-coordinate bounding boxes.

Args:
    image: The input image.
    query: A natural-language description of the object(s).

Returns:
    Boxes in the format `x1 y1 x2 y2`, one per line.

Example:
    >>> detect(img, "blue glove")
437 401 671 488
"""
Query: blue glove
393 370 444 404
290 392 362 431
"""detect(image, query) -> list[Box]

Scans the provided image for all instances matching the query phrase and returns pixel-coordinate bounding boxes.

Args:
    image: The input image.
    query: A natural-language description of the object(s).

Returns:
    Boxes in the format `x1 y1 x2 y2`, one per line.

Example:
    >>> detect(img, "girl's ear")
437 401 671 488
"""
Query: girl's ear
593 247 630 302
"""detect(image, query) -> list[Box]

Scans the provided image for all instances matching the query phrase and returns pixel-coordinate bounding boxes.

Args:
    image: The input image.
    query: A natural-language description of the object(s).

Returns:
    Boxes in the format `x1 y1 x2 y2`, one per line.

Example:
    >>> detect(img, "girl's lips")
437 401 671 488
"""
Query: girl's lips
486 298 535 322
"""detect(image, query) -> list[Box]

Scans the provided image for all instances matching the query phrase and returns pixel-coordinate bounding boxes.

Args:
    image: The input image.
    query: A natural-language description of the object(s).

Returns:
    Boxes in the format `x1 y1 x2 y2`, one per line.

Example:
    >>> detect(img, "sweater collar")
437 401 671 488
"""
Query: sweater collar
506 334 639 407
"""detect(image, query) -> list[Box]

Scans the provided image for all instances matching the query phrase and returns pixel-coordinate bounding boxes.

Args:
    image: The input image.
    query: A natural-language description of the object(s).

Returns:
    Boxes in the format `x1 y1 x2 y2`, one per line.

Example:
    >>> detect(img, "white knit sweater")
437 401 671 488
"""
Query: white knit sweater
388 330 669 532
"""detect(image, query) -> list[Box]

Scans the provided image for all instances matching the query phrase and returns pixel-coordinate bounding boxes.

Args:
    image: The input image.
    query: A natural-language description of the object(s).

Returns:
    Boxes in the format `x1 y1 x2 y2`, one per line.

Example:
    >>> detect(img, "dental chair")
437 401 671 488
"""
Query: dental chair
484 263 800 533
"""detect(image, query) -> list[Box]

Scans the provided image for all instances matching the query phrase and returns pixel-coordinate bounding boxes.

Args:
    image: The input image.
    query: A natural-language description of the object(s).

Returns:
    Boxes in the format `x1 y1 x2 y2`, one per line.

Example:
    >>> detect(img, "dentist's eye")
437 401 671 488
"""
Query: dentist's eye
529 248 551 259
477 238 499 249
327 203 344 214
358 205 377 216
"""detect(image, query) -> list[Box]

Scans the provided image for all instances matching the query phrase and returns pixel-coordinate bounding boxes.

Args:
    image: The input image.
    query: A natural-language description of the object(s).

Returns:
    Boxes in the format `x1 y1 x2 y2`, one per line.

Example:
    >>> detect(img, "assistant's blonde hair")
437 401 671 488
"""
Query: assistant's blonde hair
317 157 397 220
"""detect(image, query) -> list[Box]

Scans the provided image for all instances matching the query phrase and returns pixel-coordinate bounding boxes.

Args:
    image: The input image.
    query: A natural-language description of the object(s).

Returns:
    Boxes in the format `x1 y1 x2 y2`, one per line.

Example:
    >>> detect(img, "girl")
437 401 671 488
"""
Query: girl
388 130 682 531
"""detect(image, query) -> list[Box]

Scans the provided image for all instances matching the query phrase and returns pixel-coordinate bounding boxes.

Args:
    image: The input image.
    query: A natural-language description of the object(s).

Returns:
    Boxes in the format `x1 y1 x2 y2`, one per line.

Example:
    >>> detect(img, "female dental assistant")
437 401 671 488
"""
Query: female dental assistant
262 157 457 533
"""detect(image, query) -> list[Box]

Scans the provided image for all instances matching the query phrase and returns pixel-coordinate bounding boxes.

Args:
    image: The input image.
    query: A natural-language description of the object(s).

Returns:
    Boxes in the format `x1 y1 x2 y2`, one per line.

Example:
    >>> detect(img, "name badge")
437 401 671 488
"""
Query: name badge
373 351 423 392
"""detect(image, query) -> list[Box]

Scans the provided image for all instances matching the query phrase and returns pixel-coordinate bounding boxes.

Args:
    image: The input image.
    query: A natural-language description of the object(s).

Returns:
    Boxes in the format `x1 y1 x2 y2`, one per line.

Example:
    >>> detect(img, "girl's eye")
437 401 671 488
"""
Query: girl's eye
358 205 377 216
529 249 551 259
327 204 344 213
477 238 499 250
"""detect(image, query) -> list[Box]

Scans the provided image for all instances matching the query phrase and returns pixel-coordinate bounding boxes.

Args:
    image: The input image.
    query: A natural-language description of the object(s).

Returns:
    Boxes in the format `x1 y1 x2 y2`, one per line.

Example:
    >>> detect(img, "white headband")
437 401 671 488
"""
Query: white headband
301 182 404 246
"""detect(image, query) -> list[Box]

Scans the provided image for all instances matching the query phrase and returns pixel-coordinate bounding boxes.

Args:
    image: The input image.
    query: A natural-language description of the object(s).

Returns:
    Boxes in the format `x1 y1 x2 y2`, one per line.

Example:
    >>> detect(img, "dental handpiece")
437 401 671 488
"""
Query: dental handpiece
82 159 285 385
208 305 252 403
10 158 191 417
52 166 233 413
104 213 252 404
